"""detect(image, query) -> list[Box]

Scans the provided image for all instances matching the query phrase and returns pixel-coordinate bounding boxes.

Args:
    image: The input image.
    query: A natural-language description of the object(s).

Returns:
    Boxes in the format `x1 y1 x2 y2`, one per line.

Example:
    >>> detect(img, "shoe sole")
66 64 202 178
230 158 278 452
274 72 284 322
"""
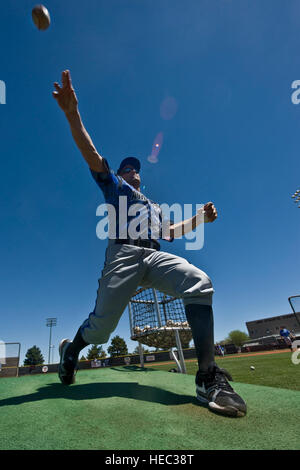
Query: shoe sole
196 393 246 418
59 339 76 386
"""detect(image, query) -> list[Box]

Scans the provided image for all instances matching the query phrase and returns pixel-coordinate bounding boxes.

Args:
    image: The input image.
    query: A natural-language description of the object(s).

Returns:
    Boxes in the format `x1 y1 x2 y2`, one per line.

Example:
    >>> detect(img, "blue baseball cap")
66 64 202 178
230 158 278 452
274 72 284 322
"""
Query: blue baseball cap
117 157 141 174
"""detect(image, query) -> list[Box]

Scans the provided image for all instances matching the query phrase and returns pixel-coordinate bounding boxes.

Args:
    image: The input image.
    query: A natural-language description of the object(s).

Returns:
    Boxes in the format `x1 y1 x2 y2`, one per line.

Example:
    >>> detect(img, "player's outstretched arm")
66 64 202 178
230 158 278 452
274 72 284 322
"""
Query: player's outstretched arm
52 70 106 173
168 202 218 238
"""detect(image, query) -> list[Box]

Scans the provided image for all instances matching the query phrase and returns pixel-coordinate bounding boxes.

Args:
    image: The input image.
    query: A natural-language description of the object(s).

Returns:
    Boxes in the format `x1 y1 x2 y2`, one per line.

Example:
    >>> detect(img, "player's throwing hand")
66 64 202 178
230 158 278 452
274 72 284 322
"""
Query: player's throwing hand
203 202 218 223
52 70 78 115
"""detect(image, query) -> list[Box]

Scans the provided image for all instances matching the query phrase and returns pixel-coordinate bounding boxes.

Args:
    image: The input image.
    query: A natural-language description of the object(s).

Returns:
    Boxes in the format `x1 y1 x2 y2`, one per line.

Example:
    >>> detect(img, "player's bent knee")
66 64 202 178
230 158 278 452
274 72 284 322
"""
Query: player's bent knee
188 268 213 291
179 269 214 306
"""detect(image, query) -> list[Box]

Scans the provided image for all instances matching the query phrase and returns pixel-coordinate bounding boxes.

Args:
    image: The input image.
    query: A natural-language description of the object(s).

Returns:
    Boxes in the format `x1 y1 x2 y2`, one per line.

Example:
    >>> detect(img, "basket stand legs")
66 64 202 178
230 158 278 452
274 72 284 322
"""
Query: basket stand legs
174 330 187 374
138 342 144 368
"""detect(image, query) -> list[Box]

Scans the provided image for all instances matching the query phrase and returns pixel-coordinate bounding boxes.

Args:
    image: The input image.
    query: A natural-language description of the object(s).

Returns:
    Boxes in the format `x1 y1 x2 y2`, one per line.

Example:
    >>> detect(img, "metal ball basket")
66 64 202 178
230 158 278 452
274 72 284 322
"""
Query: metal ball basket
128 288 192 373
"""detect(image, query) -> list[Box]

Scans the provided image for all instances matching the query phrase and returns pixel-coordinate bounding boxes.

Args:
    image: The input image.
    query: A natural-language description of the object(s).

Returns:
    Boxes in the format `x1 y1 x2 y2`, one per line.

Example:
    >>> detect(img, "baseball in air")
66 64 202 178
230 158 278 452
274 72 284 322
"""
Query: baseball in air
32 5 51 30
250 366 255 370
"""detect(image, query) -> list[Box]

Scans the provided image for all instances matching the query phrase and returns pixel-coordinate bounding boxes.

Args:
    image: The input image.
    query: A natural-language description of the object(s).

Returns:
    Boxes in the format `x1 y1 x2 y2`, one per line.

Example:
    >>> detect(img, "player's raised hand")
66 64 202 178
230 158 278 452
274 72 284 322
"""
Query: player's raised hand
52 70 78 115
203 202 218 223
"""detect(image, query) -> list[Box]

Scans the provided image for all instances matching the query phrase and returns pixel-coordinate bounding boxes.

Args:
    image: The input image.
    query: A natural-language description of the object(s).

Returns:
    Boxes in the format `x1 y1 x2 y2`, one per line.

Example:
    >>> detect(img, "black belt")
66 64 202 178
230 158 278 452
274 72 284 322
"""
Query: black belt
115 238 160 251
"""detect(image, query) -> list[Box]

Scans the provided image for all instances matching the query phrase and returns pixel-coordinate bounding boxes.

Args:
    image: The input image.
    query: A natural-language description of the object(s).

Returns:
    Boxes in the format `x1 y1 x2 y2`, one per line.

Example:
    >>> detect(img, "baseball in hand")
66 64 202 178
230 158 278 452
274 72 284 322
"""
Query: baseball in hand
32 5 51 30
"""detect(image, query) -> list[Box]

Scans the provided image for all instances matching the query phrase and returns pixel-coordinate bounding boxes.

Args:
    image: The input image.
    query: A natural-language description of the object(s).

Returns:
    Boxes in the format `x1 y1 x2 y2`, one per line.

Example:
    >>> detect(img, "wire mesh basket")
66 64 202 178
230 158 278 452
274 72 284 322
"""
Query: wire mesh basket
128 288 193 348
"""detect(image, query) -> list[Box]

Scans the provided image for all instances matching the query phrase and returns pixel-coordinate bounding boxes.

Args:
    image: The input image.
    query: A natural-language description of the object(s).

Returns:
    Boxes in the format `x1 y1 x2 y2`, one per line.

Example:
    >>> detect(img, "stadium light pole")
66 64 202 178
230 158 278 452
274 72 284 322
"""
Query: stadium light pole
46 318 57 364
51 345 55 364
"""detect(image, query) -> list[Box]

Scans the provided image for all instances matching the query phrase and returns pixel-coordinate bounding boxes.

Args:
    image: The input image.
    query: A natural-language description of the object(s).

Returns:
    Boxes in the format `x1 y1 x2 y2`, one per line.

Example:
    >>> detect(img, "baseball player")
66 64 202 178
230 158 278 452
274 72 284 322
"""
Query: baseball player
53 70 247 418
279 326 295 349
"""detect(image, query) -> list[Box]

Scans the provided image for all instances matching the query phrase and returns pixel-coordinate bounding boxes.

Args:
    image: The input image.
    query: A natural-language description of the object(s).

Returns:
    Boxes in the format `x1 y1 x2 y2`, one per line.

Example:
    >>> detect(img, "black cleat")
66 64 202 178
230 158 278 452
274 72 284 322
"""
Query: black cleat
58 339 78 385
195 363 247 417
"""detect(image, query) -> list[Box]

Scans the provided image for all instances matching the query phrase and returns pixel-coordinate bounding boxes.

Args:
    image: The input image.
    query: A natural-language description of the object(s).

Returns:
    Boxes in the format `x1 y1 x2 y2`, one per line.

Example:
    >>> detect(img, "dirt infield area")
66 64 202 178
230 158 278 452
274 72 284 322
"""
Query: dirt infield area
144 348 292 367
222 348 292 359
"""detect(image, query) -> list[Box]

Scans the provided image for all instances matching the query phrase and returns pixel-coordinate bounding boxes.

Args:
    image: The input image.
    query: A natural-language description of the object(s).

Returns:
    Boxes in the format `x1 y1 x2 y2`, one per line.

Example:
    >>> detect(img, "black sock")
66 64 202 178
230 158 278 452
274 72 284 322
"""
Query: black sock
68 328 89 357
185 304 215 373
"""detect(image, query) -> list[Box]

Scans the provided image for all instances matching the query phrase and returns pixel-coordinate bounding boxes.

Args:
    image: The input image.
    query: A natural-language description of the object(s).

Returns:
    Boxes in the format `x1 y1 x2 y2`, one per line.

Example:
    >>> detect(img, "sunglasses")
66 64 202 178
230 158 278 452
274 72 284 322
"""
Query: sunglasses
120 167 139 175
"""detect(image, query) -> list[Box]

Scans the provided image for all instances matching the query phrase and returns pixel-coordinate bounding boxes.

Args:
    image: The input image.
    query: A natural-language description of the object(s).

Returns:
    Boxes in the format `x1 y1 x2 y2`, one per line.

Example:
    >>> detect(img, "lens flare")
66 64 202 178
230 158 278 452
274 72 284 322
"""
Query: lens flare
160 96 178 120
147 132 163 164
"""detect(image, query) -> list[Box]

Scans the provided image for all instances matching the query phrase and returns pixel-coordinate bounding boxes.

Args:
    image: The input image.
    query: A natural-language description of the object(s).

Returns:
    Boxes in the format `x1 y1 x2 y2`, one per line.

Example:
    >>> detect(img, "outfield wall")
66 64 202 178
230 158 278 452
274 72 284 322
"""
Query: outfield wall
2 337 297 378
15 344 241 376
17 347 198 376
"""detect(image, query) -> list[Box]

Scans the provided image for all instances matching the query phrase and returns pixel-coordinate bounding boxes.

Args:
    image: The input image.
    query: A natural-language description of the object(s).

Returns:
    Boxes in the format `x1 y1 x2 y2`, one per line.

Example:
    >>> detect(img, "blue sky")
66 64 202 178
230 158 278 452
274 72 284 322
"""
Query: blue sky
1 0 299 365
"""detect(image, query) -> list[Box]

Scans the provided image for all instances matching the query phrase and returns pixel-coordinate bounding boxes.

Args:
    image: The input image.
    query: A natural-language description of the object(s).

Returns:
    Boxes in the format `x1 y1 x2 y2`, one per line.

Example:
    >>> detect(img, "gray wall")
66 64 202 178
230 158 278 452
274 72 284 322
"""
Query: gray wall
246 313 300 339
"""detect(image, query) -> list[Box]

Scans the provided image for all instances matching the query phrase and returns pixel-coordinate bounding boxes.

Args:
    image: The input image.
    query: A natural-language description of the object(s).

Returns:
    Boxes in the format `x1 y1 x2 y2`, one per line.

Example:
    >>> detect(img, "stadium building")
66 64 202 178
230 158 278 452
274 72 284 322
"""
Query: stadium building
246 313 300 339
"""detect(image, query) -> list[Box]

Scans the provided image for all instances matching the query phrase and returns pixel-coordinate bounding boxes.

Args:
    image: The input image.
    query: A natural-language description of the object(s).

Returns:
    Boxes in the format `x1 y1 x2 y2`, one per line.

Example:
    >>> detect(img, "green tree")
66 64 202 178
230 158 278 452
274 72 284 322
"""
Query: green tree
224 330 250 347
87 344 106 360
24 345 44 366
99 349 107 359
132 345 150 354
107 336 128 357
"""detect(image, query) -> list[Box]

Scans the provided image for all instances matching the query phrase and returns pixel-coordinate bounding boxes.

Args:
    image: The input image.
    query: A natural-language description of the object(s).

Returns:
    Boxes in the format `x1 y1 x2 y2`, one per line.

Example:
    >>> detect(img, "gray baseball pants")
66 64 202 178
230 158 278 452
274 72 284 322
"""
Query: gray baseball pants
80 242 214 345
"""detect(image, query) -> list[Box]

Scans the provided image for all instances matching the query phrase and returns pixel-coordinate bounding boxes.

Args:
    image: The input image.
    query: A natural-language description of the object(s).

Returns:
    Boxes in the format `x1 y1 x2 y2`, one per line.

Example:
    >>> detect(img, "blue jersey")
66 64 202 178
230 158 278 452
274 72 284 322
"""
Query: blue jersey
280 328 290 338
90 160 172 241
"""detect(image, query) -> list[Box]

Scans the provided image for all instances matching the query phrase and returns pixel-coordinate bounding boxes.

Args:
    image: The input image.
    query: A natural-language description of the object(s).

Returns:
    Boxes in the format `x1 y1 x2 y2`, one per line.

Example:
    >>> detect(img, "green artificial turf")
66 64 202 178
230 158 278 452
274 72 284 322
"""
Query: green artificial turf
0 362 299 450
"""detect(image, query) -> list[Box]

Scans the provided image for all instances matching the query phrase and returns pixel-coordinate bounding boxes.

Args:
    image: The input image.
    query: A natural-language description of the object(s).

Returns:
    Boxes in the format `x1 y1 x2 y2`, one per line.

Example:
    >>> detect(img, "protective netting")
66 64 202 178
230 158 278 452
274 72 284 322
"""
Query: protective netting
0 343 20 378
129 288 192 348
289 296 300 329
